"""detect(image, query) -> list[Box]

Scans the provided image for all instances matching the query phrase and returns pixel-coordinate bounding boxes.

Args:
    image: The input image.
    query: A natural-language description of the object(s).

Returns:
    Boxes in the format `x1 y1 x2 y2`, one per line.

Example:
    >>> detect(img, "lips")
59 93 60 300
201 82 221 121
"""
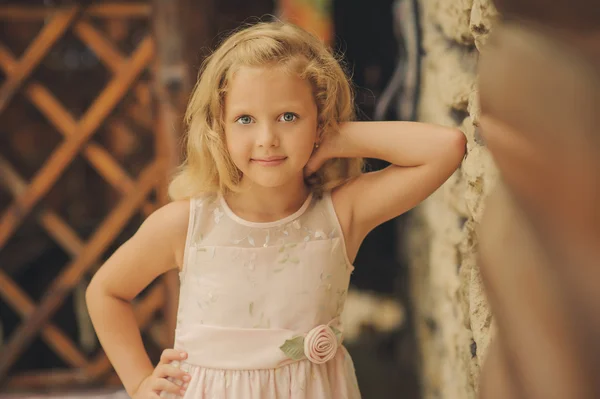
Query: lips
251 156 287 166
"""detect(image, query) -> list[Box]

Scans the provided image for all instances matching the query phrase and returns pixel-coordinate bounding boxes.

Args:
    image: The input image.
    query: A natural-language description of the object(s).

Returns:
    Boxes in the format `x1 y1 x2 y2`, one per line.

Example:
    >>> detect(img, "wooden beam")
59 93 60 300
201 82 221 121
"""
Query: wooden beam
151 0 192 189
0 4 150 20
151 0 201 346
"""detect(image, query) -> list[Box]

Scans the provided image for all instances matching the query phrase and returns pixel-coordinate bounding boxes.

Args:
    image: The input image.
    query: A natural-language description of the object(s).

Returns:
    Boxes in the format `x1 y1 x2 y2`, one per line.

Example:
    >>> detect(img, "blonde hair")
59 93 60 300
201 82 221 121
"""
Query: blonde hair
168 21 363 200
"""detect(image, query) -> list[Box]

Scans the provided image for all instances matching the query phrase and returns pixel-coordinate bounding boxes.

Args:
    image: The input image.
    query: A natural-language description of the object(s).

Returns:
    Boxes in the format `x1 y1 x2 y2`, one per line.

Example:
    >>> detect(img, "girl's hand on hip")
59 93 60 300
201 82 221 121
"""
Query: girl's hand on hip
132 349 191 398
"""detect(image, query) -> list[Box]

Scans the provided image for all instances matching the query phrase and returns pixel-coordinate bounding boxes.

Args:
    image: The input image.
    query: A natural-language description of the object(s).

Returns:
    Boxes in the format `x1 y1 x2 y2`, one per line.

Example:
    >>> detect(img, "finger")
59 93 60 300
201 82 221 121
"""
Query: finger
153 377 187 396
159 349 187 364
303 166 314 178
304 157 321 177
155 364 191 382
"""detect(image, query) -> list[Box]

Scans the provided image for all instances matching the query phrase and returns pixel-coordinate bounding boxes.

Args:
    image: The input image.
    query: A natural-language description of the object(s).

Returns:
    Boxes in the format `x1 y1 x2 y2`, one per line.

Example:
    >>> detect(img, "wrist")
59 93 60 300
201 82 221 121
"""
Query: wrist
130 373 151 397
333 122 363 159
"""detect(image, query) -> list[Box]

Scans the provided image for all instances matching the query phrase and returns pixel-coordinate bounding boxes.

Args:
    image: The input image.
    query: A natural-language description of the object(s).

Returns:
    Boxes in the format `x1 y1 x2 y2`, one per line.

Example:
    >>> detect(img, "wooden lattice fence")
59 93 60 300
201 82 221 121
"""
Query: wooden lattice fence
0 1 180 390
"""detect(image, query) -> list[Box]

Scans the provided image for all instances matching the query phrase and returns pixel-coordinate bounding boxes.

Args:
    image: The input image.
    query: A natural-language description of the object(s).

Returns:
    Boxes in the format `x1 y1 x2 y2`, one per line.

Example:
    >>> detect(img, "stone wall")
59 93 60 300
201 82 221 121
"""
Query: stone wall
408 0 500 397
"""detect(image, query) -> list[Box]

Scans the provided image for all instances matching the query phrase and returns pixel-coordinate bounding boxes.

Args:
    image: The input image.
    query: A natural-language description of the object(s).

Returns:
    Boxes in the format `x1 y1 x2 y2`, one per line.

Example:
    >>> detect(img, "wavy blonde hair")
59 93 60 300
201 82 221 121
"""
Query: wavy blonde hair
168 21 363 200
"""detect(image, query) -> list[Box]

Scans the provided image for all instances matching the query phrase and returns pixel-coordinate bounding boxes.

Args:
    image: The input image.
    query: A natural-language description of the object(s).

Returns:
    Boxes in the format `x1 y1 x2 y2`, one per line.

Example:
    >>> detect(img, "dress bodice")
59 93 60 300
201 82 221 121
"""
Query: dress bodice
176 192 354 336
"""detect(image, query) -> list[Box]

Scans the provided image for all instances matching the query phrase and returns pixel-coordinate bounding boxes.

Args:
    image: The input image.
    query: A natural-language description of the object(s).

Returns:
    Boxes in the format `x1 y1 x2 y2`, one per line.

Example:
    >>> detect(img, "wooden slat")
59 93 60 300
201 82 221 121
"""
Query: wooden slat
0 43 17 72
0 4 150 20
5 369 92 388
25 83 127 187
0 155 84 256
0 7 80 113
73 20 125 71
40 212 85 256
0 157 94 369
0 44 155 215
126 101 154 130
86 3 151 17
0 271 88 369
86 3 152 18
0 223 164 381
21 82 156 215
73 20 151 108
0 36 155 250
0 160 163 382
0 155 26 194
6 283 165 389
0 154 99 363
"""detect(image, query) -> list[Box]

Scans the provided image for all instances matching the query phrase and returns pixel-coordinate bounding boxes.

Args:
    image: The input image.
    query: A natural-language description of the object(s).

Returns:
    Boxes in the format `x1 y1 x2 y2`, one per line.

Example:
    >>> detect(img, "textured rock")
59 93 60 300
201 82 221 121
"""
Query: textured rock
470 0 500 50
422 0 476 45
408 0 498 397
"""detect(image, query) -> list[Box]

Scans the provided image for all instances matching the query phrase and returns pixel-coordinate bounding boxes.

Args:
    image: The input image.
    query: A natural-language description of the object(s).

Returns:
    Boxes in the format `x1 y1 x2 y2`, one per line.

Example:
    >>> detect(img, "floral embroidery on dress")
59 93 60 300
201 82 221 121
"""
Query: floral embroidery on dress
213 207 224 224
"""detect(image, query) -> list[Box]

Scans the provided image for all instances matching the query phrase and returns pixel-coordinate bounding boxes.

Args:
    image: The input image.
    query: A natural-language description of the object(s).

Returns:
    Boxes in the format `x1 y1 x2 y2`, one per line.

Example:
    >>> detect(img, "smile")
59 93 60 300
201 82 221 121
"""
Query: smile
251 157 287 166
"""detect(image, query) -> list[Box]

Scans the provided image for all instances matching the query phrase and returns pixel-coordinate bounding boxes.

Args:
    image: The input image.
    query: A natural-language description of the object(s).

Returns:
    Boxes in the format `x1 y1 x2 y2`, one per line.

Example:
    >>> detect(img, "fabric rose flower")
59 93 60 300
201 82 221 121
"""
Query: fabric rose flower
280 323 343 364
303 324 338 364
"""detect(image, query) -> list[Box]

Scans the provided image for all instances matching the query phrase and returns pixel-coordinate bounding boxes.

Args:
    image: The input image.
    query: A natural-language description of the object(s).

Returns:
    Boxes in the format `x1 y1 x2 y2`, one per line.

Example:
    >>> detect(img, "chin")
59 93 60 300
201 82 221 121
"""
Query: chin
248 177 291 189
242 171 302 189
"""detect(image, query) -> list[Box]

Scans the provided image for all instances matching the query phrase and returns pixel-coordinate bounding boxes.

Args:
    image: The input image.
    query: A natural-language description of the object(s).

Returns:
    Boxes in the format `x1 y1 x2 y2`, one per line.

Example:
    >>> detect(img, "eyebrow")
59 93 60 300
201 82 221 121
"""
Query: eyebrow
227 103 309 117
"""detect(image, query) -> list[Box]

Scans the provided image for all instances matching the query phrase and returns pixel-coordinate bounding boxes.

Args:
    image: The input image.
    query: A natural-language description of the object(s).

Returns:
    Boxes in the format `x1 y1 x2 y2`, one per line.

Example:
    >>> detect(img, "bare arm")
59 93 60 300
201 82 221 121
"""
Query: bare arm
307 121 466 259
86 200 190 396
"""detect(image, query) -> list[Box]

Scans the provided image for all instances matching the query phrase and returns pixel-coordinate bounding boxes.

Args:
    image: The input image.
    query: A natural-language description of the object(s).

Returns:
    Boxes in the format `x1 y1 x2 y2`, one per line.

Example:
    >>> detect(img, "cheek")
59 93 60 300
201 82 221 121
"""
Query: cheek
225 132 250 161
289 124 318 159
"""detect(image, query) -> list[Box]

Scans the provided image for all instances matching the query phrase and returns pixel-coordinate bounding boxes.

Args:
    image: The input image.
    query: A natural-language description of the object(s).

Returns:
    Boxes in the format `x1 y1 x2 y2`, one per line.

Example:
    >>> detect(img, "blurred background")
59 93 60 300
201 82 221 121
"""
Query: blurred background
0 0 499 398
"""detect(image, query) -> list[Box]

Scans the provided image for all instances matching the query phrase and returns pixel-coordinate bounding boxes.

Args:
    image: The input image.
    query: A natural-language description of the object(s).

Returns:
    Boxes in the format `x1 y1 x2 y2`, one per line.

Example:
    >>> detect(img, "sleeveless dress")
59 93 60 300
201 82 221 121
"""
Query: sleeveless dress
161 192 361 398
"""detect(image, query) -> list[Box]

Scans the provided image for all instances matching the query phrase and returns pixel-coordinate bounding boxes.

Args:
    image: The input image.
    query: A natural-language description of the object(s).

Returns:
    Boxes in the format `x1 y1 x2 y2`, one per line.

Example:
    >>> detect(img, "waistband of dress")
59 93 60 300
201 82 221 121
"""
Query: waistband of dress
174 319 343 370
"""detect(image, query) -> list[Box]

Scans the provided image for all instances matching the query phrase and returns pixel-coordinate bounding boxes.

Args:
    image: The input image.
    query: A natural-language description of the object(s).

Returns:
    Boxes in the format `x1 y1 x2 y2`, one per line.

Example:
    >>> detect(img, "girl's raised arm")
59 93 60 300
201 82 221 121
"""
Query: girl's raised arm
308 121 466 258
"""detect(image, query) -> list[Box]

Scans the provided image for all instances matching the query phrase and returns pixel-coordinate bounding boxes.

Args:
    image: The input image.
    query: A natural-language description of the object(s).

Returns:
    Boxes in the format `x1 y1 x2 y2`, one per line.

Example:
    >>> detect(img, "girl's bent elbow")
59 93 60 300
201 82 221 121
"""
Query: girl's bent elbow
85 276 109 309
85 278 100 308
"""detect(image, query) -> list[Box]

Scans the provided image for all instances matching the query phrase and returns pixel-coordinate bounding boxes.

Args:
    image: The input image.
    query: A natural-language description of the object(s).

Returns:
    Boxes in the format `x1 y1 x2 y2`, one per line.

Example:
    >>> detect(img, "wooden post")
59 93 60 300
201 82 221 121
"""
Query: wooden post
151 0 217 346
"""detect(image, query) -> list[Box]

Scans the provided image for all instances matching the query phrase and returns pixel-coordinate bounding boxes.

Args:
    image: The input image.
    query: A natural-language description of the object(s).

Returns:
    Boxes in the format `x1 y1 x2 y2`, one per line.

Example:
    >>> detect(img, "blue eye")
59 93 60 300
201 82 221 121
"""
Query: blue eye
236 115 253 125
279 112 298 122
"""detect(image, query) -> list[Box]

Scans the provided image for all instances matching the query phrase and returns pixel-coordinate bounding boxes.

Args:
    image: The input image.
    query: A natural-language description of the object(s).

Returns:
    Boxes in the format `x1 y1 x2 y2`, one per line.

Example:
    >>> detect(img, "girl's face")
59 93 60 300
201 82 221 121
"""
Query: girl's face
223 65 318 190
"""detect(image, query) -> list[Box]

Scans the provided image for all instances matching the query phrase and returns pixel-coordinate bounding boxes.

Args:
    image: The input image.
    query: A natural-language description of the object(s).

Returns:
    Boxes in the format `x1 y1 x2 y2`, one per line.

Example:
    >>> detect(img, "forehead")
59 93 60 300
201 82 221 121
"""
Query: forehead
224 65 315 112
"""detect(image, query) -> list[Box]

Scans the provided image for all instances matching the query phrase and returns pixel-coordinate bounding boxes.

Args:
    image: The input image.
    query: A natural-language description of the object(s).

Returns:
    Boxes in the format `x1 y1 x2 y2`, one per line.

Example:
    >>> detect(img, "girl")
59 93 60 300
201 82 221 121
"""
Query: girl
86 21 465 399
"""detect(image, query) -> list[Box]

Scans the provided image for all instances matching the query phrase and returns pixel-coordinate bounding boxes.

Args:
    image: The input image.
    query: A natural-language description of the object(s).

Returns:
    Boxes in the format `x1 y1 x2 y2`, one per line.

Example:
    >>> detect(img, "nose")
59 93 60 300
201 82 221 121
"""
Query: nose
256 123 279 147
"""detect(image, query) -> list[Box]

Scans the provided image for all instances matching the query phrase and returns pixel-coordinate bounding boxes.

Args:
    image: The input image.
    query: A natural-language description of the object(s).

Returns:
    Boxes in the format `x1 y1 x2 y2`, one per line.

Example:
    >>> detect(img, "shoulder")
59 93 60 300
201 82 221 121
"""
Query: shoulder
136 199 193 268
141 199 191 237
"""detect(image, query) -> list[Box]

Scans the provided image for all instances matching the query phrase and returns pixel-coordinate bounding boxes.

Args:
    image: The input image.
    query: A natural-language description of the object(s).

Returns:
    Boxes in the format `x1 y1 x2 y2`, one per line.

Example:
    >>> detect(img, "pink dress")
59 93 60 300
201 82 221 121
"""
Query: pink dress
161 192 361 398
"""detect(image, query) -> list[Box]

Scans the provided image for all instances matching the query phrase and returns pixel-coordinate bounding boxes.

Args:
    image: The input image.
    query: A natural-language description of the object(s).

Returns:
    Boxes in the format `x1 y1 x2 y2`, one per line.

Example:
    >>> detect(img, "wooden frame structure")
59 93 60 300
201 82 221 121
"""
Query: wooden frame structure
0 1 190 390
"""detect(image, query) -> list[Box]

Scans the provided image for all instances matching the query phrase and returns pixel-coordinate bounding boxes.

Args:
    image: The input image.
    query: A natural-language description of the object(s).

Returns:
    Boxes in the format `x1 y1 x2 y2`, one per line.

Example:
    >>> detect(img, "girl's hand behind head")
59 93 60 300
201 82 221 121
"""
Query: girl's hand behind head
304 130 342 178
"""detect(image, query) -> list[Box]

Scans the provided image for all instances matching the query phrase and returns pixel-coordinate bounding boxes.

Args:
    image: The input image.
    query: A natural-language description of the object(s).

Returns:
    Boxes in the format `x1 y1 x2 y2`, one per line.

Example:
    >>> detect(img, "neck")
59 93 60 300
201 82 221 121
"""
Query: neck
224 178 311 223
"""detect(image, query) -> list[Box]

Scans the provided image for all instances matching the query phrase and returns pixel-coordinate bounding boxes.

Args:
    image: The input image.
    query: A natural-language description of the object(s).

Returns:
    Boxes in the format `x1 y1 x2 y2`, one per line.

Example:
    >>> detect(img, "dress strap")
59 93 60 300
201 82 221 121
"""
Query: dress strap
180 197 200 278
323 192 354 269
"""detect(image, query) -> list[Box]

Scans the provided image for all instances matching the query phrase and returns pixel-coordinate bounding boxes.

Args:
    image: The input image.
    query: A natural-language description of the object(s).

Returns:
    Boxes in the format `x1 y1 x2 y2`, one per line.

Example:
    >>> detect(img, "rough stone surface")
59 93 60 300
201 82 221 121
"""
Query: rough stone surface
408 0 499 397
470 0 500 50
421 0 476 45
